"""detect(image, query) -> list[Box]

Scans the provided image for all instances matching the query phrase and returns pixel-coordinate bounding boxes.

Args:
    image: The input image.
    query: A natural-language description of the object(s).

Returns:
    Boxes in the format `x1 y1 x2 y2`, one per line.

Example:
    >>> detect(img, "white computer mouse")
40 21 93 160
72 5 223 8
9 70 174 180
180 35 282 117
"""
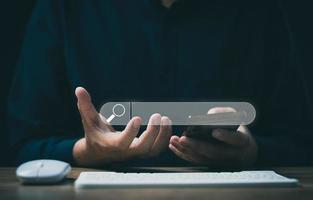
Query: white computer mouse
16 159 71 184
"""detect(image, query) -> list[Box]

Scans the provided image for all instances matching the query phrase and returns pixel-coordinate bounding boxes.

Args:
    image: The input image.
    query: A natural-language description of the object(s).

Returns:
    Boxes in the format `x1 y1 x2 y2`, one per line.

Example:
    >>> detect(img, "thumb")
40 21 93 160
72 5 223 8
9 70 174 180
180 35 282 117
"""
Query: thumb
207 107 236 114
75 87 99 132
212 128 249 147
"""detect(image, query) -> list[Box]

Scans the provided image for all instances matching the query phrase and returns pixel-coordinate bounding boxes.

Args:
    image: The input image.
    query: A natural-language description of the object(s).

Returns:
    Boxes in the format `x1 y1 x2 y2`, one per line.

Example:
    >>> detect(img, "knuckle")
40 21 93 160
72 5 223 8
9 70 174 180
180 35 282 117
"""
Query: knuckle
180 136 189 144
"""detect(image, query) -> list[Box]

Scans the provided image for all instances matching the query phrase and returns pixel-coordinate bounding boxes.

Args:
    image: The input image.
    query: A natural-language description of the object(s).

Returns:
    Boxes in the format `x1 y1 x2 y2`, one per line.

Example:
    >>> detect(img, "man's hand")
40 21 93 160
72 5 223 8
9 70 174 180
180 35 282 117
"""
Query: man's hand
169 107 258 169
73 87 172 167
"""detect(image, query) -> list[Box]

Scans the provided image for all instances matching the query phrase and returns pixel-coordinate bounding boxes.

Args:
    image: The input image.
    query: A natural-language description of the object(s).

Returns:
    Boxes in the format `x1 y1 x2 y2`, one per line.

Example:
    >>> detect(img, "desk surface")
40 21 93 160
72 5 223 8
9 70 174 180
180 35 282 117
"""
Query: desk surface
1 167 313 200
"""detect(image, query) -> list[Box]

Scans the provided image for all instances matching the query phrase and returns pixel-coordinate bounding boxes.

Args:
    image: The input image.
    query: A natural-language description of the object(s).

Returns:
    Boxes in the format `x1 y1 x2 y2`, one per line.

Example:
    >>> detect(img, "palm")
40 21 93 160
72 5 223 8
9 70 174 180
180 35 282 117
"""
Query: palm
74 87 172 166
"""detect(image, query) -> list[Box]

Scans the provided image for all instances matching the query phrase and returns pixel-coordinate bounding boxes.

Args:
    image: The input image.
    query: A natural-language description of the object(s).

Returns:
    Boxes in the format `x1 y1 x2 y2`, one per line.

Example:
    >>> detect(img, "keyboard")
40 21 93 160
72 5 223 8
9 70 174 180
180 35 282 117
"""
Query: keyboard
75 171 298 188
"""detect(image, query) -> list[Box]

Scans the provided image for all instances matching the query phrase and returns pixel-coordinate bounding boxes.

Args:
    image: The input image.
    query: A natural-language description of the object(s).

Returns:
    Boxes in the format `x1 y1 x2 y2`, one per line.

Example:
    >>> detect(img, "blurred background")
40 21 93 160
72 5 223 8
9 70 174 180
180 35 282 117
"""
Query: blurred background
0 0 312 166
0 0 37 166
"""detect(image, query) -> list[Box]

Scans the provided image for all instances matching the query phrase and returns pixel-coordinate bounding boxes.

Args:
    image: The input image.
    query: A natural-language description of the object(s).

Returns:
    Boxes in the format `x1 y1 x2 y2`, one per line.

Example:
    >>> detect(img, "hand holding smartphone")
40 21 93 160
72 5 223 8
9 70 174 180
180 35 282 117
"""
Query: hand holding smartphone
184 112 244 142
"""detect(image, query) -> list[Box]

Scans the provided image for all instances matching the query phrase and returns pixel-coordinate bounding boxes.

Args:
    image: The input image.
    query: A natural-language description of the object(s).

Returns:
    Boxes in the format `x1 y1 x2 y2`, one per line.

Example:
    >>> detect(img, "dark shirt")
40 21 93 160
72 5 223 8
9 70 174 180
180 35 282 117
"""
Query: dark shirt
8 0 313 166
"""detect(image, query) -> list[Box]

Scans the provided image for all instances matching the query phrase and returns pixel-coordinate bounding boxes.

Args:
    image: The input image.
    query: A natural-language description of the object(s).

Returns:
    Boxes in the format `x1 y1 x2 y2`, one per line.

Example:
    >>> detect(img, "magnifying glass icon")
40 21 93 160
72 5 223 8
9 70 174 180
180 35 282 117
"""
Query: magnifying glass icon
106 104 126 123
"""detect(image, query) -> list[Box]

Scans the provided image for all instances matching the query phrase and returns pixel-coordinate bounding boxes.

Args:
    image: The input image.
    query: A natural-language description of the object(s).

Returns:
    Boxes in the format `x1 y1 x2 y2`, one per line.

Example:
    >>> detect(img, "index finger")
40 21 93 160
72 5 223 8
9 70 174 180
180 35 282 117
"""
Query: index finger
118 117 142 148
75 87 101 133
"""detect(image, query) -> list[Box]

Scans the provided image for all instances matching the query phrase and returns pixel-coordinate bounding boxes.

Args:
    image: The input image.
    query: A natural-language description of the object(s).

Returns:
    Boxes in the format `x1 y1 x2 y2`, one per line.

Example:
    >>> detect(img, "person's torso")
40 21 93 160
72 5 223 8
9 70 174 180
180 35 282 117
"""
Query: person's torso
61 0 288 108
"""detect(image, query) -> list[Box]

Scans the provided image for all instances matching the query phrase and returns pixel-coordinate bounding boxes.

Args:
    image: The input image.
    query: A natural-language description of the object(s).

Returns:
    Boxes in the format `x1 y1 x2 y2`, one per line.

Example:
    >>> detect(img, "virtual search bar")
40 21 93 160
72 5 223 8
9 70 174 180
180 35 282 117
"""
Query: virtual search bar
99 102 256 126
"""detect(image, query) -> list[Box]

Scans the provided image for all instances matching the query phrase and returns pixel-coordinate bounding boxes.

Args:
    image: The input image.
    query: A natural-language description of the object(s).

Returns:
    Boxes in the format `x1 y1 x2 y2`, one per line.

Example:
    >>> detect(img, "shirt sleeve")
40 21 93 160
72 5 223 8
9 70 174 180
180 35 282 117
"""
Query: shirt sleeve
7 0 82 165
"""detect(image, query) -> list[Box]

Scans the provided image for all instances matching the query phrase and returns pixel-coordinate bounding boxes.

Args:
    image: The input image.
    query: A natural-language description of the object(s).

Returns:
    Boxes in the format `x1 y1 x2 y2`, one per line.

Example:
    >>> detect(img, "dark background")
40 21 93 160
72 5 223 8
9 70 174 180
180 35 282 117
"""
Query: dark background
0 0 37 166
0 1 312 166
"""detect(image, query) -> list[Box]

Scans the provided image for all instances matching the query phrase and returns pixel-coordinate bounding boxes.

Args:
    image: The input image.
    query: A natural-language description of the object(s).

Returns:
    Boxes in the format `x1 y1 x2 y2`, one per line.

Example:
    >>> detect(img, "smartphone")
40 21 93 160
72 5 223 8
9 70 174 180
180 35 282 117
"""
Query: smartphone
184 112 243 141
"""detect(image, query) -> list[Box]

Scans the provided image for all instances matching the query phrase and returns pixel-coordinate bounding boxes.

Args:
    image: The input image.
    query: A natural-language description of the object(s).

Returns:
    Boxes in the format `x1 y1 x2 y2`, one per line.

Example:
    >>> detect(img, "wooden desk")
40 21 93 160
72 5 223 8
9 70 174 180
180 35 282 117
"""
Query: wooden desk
1 167 313 200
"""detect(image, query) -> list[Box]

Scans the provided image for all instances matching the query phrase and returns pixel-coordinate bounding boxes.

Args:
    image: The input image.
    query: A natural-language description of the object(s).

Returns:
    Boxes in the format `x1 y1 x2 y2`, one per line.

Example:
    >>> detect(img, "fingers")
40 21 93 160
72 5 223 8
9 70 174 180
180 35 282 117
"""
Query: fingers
207 107 249 147
136 113 161 152
212 128 249 147
169 136 194 162
75 87 101 132
169 136 206 164
150 116 172 156
207 107 236 114
177 136 225 159
99 114 115 132
169 143 195 163
118 117 142 148
130 114 172 157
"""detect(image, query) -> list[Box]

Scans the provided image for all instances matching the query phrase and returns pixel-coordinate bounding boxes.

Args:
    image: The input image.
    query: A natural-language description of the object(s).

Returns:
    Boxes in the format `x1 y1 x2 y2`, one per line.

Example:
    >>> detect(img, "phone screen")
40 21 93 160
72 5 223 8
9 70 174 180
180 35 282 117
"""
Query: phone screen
184 112 241 141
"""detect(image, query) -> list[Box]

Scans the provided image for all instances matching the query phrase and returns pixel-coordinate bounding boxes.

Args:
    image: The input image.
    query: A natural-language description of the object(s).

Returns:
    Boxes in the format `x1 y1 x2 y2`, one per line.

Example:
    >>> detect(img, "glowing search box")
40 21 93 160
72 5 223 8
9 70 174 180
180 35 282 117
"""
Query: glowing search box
99 102 256 126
